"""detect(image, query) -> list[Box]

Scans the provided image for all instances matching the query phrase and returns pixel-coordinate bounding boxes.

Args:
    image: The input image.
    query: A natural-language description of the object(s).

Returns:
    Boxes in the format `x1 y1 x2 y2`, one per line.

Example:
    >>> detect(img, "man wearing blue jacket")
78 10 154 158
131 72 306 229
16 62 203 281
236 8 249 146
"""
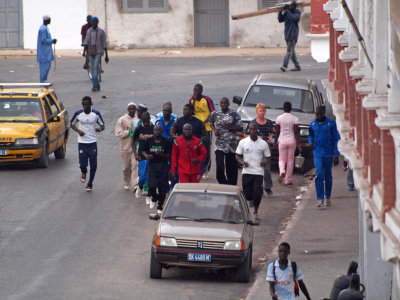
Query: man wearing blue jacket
37 15 57 83
278 1 301 72
308 106 340 208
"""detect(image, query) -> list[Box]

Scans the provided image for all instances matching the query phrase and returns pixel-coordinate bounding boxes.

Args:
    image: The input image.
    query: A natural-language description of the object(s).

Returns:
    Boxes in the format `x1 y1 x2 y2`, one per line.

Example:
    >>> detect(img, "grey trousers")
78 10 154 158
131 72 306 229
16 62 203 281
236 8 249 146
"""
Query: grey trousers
264 161 273 189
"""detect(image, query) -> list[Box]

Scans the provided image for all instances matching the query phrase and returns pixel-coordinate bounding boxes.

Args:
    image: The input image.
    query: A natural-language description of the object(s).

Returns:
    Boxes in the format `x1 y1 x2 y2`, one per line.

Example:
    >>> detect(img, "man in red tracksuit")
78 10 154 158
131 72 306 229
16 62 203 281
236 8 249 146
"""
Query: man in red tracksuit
170 123 207 183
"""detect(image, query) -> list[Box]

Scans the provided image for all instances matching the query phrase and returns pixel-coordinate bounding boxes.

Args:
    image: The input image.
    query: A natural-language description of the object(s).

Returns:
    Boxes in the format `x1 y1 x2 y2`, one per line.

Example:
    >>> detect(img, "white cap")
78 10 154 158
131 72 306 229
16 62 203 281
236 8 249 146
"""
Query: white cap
127 102 137 108
43 15 51 21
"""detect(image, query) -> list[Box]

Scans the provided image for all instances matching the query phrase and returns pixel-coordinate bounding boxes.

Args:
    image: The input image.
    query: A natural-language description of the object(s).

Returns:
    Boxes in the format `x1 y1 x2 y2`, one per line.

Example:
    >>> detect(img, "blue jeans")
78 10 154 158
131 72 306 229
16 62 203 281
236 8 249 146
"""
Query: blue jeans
78 142 98 187
89 54 101 87
347 168 354 188
39 61 51 83
283 39 299 68
314 156 333 200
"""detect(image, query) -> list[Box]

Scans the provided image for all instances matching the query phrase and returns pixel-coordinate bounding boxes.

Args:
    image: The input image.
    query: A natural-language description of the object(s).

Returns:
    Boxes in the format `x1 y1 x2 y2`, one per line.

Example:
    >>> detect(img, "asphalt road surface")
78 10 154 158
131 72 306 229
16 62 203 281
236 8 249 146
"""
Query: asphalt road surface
0 54 328 300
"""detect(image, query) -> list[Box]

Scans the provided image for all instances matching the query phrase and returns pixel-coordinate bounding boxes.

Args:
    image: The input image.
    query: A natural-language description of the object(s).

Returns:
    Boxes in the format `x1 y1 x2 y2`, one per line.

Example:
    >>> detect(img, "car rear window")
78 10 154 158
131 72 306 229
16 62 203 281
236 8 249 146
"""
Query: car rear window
163 192 245 223
243 85 314 113
0 98 44 123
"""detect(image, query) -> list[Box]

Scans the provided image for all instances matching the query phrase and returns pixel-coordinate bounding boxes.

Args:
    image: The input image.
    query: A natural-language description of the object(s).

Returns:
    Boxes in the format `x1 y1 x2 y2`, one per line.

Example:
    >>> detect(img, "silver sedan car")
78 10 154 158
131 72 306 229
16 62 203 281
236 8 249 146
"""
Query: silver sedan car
149 183 257 282
233 74 327 173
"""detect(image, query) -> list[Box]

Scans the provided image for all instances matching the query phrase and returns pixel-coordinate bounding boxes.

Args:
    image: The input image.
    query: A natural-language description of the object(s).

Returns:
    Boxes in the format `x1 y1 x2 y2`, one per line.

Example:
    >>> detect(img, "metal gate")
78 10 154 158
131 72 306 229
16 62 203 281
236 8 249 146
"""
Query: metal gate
0 0 23 48
194 0 229 47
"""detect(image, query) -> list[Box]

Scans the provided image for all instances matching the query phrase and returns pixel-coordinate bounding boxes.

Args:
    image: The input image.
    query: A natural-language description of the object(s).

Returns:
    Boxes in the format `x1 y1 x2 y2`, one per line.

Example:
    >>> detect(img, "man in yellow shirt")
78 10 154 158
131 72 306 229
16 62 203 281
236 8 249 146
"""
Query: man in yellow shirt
189 84 215 178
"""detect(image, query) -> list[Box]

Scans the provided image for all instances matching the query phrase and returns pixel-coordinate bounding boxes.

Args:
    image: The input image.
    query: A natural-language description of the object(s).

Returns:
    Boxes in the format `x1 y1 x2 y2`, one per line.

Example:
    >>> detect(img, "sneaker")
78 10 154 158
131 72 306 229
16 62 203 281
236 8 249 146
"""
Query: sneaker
132 184 138 193
135 187 142 198
253 213 260 220
348 186 355 191
123 184 130 190
157 209 162 214
280 66 287 72
265 188 273 195
91 86 99 92
317 200 323 208
291 65 301 71
145 197 152 206
85 185 92 192
80 173 86 183
149 200 156 209
278 173 285 184
202 173 209 180
325 198 331 207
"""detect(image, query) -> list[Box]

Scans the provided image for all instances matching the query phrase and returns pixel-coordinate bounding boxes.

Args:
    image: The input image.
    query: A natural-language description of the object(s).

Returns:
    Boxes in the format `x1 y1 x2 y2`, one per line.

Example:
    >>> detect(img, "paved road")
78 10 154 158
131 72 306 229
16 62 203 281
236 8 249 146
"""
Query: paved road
0 55 328 299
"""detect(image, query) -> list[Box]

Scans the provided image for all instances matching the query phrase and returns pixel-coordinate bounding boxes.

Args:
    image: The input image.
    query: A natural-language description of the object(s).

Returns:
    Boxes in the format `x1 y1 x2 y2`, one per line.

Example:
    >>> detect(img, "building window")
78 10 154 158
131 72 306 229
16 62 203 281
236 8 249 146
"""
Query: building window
123 0 168 13
258 0 281 10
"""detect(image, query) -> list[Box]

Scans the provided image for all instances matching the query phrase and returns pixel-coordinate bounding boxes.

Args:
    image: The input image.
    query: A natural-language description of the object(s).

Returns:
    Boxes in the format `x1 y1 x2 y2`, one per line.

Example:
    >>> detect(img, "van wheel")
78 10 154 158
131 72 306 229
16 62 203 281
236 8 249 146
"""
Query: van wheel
37 141 49 168
237 247 251 283
54 139 67 159
150 250 162 279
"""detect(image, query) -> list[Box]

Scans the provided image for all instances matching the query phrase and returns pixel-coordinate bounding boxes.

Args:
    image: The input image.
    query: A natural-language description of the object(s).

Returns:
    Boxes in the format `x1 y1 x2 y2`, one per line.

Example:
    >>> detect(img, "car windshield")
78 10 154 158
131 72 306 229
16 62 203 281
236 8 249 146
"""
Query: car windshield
163 192 245 223
0 98 44 123
243 85 314 113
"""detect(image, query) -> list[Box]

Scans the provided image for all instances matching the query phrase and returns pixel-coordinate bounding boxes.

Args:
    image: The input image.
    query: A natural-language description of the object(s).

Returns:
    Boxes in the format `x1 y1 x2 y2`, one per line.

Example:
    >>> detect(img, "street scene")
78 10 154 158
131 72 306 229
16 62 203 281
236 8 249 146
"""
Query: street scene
1 0 400 299
0 51 328 299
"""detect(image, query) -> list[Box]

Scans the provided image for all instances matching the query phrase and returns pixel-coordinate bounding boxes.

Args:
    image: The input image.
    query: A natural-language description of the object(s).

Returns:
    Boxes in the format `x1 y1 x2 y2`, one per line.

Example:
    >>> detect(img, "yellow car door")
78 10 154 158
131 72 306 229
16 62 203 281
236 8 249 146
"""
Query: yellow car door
41 96 59 154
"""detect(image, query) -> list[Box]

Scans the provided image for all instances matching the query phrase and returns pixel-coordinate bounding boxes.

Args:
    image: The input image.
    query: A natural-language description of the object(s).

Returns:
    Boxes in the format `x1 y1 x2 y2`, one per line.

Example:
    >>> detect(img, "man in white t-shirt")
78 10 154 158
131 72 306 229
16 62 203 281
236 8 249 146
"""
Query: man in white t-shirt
236 122 270 220
70 96 105 192
266 242 311 300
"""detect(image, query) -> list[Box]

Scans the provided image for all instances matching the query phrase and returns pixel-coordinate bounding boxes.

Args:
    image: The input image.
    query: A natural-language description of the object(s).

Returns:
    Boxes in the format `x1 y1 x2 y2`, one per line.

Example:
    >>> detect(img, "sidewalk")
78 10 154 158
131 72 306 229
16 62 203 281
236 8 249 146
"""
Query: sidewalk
0 47 311 58
247 164 359 300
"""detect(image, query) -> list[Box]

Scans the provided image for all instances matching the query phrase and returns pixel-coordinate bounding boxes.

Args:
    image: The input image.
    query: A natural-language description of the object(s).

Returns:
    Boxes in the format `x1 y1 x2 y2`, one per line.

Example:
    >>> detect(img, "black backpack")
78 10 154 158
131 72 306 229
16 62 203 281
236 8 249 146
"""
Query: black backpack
273 260 300 297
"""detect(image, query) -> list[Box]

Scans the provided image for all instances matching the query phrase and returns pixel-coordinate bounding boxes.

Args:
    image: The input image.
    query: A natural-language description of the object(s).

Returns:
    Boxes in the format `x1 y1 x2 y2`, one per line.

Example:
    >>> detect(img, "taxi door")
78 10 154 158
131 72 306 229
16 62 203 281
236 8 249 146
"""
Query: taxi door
41 96 59 153
46 94 67 147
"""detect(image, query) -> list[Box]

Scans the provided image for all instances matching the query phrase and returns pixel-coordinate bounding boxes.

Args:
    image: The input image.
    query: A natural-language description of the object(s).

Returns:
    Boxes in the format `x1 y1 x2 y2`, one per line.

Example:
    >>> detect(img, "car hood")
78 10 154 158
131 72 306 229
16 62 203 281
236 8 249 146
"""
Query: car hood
237 106 315 126
159 219 243 241
0 123 42 142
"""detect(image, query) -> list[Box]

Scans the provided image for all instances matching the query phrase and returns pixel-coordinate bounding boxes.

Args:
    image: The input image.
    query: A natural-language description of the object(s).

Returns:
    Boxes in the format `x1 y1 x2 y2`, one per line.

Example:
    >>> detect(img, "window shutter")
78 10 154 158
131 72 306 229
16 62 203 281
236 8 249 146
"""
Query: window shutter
127 0 144 8
149 0 164 8
260 0 278 9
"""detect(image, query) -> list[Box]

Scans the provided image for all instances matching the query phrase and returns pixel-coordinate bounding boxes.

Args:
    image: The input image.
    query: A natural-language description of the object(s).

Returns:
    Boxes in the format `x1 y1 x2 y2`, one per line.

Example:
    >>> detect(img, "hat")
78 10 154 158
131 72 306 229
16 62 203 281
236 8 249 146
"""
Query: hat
91 16 99 22
138 104 148 111
43 15 50 21
127 102 137 108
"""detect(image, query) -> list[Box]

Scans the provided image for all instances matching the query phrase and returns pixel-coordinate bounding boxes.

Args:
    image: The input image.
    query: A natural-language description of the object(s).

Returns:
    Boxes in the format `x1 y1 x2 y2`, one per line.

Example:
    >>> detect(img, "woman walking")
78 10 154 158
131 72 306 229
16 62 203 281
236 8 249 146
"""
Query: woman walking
274 101 299 185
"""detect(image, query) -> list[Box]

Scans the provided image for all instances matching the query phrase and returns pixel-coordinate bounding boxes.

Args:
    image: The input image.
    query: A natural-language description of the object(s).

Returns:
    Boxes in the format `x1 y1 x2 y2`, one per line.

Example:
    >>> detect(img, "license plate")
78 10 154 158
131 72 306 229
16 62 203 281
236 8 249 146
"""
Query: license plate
188 253 211 262
0 150 7 155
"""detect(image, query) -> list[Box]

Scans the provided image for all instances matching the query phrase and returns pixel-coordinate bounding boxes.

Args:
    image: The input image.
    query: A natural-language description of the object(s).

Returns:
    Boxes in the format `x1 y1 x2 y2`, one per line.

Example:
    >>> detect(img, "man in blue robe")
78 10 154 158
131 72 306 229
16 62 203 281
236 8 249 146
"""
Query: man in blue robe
37 15 57 83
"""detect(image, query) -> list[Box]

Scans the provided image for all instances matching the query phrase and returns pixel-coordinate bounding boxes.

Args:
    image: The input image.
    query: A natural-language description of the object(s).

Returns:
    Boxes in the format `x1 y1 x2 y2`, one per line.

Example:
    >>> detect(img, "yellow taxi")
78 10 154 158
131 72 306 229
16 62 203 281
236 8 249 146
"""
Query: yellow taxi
0 83 69 168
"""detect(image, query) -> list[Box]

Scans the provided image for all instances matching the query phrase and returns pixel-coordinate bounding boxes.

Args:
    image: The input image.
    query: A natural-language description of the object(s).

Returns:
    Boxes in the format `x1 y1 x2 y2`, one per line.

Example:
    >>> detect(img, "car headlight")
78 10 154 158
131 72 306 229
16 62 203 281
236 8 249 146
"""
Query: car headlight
15 138 39 145
299 128 309 136
224 240 245 251
160 237 177 247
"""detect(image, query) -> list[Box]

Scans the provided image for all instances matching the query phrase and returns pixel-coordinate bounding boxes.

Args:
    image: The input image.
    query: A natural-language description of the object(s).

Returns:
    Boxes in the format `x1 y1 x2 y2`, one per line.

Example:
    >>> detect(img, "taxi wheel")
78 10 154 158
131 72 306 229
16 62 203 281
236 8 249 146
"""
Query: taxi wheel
237 247 251 283
37 141 49 168
150 250 162 279
54 139 67 159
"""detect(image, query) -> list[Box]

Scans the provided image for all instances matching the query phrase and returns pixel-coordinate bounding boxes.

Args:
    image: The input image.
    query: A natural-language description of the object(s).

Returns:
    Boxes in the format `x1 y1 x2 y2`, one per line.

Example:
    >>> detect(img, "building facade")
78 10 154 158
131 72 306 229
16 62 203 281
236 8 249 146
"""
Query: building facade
322 0 400 298
1 0 312 50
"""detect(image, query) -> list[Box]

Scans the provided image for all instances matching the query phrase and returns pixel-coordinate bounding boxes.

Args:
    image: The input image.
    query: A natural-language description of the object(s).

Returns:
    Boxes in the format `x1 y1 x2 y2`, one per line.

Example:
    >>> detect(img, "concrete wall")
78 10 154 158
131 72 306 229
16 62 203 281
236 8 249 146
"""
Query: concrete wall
229 0 311 47
86 0 311 49
23 0 87 50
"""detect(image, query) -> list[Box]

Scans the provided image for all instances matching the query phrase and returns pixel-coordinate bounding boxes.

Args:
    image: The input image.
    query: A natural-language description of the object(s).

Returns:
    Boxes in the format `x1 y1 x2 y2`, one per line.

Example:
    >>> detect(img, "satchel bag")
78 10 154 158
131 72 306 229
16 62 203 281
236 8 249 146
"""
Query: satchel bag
88 45 97 55
295 153 305 169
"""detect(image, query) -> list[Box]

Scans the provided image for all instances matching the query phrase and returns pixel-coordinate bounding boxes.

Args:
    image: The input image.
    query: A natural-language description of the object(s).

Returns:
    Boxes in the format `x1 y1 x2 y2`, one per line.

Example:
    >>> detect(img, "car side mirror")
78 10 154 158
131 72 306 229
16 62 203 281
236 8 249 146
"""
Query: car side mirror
247 219 259 226
49 115 60 122
233 96 242 105
149 213 160 220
